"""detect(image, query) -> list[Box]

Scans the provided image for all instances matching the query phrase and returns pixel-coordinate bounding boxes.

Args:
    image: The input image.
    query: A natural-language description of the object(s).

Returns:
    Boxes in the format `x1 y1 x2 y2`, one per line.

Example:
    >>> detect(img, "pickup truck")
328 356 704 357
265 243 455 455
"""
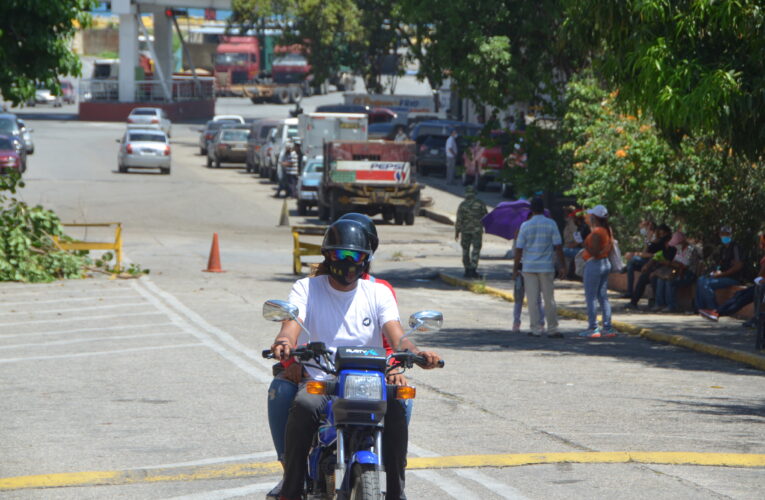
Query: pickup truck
317 141 421 225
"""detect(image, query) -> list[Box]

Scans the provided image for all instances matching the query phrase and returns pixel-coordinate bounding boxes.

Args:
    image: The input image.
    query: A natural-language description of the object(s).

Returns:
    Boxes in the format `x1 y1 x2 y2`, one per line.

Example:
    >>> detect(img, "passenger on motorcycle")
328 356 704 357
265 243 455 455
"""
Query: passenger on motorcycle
266 213 410 499
271 218 442 500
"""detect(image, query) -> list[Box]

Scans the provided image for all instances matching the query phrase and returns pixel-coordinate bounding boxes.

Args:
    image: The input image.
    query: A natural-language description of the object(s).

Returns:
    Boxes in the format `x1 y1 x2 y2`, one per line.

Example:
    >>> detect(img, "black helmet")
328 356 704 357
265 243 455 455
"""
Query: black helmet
338 213 379 252
322 219 372 254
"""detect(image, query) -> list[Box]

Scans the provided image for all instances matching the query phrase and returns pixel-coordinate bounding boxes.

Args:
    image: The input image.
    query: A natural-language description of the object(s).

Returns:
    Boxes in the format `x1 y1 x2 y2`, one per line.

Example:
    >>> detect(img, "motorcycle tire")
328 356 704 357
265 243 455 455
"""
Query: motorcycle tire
350 463 382 500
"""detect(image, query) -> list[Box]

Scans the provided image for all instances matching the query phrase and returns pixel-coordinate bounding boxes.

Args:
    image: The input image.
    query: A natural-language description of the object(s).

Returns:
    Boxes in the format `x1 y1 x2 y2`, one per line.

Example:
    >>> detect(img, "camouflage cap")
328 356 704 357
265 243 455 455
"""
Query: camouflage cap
465 185 476 195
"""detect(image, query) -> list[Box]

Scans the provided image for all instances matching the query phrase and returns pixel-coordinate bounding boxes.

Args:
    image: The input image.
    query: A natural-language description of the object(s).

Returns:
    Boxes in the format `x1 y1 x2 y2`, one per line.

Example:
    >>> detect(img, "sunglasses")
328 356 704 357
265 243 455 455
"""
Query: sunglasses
329 249 368 263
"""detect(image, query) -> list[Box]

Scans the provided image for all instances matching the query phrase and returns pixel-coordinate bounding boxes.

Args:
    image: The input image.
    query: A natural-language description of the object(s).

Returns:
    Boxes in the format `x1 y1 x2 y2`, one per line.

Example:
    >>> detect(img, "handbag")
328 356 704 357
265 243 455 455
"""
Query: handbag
574 249 586 277
608 239 623 273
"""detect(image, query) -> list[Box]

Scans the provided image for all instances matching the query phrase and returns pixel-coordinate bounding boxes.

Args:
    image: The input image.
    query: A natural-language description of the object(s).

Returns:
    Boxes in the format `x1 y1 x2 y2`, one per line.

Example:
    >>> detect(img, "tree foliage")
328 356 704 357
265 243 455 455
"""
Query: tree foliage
564 0 765 158
0 174 91 282
562 74 765 254
0 0 96 105
396 0 584 111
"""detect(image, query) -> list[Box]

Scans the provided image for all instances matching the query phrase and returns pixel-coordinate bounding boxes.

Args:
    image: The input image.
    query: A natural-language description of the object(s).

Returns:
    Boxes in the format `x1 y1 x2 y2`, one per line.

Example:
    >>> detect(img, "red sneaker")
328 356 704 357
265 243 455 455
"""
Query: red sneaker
699 309 719 321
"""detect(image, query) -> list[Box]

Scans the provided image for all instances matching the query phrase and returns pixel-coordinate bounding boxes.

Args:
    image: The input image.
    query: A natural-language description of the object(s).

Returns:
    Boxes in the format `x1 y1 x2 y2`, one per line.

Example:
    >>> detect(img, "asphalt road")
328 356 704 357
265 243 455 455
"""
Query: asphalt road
0 89 763 499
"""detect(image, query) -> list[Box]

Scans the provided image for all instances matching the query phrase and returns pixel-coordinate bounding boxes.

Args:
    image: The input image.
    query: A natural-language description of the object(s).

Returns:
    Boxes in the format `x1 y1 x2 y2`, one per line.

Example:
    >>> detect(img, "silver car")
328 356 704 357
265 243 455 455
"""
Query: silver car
117 128 171 174
17 119 34 155
127 107 172 137
296 158 324 215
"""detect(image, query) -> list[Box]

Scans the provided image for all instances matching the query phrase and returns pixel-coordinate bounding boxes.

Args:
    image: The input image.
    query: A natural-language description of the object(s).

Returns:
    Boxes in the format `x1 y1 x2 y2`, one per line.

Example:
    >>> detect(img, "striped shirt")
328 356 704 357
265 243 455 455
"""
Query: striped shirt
515 214 562 273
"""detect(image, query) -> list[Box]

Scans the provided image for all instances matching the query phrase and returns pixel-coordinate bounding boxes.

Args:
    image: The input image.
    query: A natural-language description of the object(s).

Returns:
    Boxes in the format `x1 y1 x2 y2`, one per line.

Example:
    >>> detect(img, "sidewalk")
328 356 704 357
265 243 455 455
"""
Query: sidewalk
411 182 764 371
436 262 765 372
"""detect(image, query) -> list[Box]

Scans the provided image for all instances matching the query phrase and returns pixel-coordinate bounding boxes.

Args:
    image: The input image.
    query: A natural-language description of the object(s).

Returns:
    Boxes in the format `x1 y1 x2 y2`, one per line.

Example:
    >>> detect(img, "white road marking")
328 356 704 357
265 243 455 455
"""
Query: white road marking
0 311 164 327
163 482 274 500
139 278 275 373
0 302 148 316
0 332 186 350
409 444 530 499
126 451 277 470
0 285 133 296
0 343 204 364
409 470 481 499
0 322 177 339
130 281 272 384
0 295 138 307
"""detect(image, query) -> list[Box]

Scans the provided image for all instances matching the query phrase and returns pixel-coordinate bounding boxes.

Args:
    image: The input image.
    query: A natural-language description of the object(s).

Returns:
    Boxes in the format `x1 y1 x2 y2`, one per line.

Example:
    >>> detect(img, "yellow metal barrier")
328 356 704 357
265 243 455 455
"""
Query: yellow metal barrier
52 223 123 272
292 225 327 275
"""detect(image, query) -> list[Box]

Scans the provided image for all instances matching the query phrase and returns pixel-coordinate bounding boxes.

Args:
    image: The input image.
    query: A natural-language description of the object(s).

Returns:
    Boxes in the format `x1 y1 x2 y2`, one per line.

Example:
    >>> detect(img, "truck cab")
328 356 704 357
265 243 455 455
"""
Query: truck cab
214 36 260 88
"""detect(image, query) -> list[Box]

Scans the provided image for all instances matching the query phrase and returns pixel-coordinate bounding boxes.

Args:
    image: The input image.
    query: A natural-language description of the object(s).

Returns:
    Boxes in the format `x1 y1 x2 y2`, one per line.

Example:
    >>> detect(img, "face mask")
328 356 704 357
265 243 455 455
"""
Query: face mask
328 259 365 286
639 228 648 236
721 236 732 245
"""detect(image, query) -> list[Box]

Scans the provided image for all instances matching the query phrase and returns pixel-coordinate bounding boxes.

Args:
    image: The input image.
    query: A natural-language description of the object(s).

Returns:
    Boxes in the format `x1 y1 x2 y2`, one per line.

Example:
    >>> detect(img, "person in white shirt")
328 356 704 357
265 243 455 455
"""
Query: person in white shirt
271 219 441 500
445 128 458 185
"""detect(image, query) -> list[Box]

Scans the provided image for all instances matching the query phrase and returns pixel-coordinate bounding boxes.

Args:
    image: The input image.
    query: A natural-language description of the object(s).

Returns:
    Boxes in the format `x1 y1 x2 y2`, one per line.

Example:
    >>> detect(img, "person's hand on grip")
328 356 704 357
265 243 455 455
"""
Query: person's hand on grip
416 350 442 369
271 339 292 361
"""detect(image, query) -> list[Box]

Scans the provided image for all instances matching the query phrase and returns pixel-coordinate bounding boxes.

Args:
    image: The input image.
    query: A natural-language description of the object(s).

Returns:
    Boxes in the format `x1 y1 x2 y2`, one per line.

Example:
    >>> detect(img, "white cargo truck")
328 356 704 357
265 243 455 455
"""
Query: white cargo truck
297 112 368 160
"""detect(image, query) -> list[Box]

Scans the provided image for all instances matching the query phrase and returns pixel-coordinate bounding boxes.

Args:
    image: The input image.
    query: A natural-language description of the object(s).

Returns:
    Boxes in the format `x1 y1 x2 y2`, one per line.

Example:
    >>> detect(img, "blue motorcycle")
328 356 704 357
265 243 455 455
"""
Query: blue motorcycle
262 299 444 500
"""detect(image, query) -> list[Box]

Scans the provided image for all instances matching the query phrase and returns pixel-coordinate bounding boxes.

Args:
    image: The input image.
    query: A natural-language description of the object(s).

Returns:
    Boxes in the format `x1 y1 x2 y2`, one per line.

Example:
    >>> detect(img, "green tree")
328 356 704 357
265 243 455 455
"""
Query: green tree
0 0 96 105
561 74 765 255
564 0 765 158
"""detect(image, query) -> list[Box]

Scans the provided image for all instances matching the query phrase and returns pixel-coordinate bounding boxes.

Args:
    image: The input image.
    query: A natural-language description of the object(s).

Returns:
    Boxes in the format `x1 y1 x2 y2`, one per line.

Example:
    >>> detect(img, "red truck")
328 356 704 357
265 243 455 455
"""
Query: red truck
463 129 525 197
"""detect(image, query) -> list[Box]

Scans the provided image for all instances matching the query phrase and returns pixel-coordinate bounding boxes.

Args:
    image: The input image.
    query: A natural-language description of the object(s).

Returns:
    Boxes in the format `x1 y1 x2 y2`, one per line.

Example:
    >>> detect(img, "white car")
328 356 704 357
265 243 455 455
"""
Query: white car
117 128 171 174
213 114 245 124
127 107 172 137
266 117 299 181
34 88 62 107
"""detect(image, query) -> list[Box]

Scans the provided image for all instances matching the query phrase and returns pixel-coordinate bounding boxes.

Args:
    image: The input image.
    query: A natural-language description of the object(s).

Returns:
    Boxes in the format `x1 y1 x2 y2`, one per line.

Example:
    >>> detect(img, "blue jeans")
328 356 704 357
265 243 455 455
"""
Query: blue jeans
694 276 740 311
563 247 580 259
268 374 414 462
626 256 647 295
655 271 696 311
513 274 544 326
584 258 612 330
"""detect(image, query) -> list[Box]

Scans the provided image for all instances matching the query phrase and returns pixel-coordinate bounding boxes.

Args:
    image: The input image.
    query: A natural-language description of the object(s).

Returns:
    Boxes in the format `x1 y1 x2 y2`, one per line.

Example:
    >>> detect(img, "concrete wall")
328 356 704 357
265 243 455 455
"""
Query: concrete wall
79 99 215 122
83 29 120 56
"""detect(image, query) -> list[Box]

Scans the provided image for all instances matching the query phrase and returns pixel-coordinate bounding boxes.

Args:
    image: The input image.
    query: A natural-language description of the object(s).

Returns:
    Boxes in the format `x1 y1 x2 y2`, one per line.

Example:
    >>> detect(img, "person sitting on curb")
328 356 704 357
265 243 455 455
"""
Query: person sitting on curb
700 232 765 323
696 225 744 319
625 224 675 310
621 219 657 298
652 231 701 313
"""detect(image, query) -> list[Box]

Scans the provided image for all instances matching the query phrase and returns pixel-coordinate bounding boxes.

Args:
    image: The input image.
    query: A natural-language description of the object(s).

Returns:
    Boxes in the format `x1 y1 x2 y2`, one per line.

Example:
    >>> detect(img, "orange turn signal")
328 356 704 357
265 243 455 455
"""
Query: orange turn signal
396 386 416 400
306 381 327 395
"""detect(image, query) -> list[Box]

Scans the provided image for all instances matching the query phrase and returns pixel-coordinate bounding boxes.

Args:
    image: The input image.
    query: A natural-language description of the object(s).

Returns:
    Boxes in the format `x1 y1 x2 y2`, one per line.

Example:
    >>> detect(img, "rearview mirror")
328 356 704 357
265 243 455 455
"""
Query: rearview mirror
408 310 443 333
263 299 299 322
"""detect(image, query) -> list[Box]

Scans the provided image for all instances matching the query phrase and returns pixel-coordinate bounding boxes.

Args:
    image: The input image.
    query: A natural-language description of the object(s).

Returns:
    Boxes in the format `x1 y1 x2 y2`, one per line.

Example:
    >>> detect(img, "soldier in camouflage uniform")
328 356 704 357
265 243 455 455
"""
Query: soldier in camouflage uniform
455 185 488 278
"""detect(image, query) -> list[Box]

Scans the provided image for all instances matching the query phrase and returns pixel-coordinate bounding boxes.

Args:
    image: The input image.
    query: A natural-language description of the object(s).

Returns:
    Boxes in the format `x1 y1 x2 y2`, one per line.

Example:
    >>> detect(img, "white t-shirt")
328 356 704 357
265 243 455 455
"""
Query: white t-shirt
445 135 457 158
287 275 400 379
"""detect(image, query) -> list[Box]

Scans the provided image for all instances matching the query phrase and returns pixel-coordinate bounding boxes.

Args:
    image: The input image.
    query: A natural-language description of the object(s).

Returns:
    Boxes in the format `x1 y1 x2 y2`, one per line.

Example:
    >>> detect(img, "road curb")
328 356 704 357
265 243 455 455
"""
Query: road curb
419 208 455 226
437 272 765 372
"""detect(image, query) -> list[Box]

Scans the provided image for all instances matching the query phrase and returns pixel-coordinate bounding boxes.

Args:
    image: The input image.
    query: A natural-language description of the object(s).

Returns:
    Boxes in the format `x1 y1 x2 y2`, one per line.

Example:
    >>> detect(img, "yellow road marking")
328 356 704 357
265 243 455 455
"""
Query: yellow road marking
1 452 763 491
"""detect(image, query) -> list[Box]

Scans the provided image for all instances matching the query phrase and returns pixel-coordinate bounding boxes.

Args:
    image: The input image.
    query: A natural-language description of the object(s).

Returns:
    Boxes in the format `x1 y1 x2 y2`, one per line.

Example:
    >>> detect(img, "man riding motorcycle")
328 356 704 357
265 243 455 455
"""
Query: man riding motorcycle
271 219 441 500
266 213 410 499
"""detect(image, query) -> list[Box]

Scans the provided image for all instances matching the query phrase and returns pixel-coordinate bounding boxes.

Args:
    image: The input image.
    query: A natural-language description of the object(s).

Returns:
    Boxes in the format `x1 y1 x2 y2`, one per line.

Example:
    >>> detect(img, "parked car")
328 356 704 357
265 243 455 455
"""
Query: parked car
60 80 76 104
17 119 34 155
245 118 281 175
126 107 172 137
415 134 449 176
463 130 524 196
409 119 481 143
34 85 62 107
296 157 324 215
198 120 239 155
0 113 27 171
207 127 250 168
315 104 370 114
264 118 299 181
213 114 245 124
116 128 171 174
368 122 398 140
0 134 24 175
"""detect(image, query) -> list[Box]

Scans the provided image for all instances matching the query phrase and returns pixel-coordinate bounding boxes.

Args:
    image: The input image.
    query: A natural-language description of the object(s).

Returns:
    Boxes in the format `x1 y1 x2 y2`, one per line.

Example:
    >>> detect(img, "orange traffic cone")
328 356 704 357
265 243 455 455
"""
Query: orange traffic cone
203 232 225 273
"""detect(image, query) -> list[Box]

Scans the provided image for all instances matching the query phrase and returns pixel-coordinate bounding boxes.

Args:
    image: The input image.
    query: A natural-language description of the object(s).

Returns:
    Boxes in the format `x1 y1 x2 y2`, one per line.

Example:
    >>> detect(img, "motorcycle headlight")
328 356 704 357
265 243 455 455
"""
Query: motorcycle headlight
343 374 383 400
